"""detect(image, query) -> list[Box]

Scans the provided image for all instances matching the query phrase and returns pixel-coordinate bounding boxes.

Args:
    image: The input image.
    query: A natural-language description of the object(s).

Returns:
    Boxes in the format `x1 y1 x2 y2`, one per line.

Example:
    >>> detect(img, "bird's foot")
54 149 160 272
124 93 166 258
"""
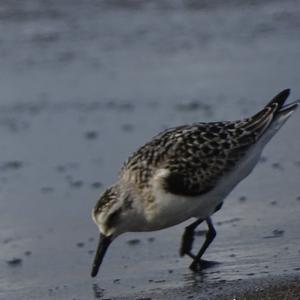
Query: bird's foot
189 259 219 272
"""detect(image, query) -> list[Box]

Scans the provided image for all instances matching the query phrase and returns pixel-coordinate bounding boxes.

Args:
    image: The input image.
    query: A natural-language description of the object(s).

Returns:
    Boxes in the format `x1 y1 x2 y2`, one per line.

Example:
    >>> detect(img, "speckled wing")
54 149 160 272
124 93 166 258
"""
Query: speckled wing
160 121 267 196
122 89 290 196
161 89 290 196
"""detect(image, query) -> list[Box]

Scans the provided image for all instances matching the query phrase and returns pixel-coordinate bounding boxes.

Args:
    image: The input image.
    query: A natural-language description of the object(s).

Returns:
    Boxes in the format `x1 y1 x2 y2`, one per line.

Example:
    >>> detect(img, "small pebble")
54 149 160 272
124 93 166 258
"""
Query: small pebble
175 102 212 113
56 165 66 173
127 239 140 246
216 218 241 226
70 180 83 188
238 196 247 202
153 279 166 283
24 251 32 256
3 238 13 244
272 162 283 170
76 242 85 248
264 229 284 239
91 182 102 189
273 229 284 236
0 161 23 171
147 237 155 242
6 258 22 266
84 131 98 140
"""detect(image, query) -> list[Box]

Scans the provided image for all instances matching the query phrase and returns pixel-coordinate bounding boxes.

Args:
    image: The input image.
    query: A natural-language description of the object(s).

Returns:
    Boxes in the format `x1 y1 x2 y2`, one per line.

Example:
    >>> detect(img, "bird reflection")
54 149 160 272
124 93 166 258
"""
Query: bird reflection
92 284 104 299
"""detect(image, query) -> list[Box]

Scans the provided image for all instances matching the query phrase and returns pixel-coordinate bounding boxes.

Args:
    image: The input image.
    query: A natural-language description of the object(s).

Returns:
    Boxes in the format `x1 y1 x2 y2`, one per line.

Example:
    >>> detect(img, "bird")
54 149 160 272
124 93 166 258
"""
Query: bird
90 89 299 277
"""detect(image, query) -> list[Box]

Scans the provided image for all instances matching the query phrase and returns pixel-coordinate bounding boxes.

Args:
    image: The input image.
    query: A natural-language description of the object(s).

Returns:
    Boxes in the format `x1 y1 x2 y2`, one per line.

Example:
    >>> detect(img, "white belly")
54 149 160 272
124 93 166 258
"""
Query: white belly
145 144 264 231
139 109 292 232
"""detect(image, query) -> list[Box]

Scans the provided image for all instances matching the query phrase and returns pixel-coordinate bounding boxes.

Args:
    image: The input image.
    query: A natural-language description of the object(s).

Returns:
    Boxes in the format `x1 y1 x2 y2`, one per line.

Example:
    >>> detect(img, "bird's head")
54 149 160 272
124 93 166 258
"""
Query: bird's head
90 184 135 277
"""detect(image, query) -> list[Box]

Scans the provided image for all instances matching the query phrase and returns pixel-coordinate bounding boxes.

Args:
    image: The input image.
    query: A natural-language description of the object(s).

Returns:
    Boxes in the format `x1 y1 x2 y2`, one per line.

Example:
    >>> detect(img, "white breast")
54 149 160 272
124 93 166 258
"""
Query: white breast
144 144 264 230
137 109 294 231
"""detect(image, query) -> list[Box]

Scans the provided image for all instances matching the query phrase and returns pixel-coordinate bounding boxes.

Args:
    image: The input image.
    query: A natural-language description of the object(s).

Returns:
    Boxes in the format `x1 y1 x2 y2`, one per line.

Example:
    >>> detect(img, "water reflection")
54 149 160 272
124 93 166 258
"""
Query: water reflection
183 260 223 290
92 284 104 299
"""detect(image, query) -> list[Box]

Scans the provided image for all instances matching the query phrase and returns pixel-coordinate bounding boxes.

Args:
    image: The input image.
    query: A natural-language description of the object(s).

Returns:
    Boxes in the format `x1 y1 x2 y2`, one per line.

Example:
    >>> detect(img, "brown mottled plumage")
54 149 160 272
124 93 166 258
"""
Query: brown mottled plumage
91 89 299 277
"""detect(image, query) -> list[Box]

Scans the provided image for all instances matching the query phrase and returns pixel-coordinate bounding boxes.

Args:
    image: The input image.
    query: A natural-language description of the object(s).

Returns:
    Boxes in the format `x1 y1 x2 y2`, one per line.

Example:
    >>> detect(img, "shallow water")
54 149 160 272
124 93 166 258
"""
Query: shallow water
0 1 300 299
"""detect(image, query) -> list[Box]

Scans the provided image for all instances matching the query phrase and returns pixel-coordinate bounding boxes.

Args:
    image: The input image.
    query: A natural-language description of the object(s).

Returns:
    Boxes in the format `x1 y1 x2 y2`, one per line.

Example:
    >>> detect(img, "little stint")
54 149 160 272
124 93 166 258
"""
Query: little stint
90 89 299 277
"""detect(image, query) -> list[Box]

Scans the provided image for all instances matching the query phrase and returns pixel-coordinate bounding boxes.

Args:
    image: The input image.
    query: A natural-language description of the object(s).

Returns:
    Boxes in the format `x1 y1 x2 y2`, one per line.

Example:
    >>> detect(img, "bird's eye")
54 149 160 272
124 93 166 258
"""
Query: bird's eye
106 208 122 227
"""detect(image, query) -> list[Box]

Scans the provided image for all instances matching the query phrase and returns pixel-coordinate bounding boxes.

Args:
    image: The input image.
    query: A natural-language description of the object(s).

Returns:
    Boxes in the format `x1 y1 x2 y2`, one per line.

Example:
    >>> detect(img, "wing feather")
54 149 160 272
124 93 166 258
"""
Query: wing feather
122 90 293 197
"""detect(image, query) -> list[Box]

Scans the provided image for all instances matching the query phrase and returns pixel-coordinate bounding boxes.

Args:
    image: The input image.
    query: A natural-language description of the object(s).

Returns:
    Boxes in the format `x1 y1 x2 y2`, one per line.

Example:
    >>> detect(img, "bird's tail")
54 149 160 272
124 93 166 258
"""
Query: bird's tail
251 89 299 143
264 89 299 132
237 89 299 147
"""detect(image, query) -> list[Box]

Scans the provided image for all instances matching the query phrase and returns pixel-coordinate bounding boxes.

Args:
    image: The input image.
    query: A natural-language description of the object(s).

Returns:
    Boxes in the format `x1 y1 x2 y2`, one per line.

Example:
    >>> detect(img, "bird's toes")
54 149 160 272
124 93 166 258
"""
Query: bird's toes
189 260 200 272
189 259 219 272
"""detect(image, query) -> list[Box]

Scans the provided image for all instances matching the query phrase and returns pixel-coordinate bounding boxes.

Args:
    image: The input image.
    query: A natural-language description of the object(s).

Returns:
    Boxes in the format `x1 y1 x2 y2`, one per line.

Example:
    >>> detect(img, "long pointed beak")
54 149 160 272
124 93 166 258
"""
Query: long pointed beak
91 234 112 277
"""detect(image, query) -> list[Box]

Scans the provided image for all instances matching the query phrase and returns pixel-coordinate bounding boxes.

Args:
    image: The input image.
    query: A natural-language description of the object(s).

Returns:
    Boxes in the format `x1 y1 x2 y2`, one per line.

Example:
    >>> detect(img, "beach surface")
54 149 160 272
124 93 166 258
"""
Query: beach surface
0 1 300 299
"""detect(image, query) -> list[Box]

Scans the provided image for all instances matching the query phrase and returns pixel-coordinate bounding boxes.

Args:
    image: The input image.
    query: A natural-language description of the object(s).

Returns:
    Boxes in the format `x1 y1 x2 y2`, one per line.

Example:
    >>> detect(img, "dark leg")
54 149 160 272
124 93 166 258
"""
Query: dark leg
189 217 216 271
180 218 204 258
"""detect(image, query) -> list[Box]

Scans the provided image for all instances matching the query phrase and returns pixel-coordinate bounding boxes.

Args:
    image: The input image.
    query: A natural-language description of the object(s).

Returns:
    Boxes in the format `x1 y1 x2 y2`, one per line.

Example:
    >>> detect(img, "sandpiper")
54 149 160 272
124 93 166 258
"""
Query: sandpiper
91 89 299 277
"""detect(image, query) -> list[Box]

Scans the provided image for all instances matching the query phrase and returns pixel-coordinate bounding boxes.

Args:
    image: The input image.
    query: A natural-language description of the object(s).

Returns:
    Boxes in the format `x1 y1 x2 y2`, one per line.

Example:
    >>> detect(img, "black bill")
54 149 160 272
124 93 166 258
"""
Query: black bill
91 234 111 277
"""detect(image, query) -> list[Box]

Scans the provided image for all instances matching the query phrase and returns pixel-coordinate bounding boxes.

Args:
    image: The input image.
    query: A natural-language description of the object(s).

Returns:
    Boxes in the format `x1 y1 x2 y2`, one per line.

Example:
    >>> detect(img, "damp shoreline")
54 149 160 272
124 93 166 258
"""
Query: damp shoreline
1 1 300 299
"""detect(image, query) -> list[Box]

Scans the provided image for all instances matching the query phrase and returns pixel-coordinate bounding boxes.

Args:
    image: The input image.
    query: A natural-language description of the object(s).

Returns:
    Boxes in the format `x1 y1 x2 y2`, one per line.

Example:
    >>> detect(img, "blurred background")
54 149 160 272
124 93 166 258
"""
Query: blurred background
0 1 300 299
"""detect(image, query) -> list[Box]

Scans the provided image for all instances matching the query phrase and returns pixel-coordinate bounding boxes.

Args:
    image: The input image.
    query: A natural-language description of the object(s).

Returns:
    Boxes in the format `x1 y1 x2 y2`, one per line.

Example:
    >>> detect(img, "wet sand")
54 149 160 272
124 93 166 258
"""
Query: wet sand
233 278 300 300
133 275 300 299
1 1 300 299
